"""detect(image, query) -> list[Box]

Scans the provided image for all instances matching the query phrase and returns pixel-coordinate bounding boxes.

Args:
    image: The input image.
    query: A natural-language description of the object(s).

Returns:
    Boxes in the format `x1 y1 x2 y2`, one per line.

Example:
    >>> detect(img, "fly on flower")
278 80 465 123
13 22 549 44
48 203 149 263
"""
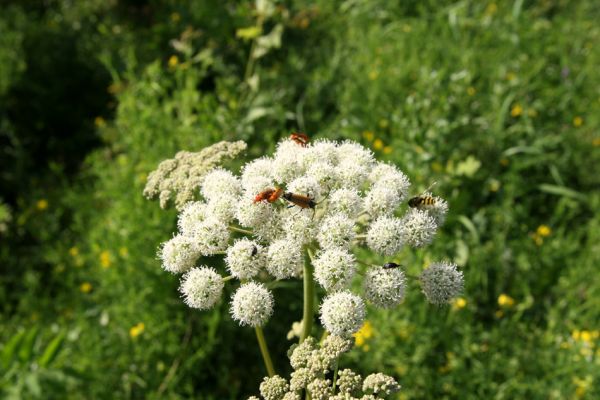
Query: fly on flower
383 262 402 269
408 182 437 209
290 132 310 147
253 187 283 204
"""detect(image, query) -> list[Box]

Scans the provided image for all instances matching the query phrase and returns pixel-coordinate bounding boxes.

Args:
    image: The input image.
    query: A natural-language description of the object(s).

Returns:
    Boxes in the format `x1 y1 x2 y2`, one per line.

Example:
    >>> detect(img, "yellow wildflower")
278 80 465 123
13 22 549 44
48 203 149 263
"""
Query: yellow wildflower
579 330 592 343
452 297 467 310
506 71 516 81
168 55 179 68
170 12 180 22
383 146 393 155
572 329 581 341
80 282 93 293
362 130 375 141
354 321 374 347
573 116 583 127
373 139 384 150
592 138 600 147
100 250 112 269
467 86 476 96
69 247 79 257
498 294 515 308
536 225 552 237
130 322 145 338
485 3 498 16
510 104 522 117
119 247 129 257
36 199 48 211
378 119 389 129
94 116 106 128
532 233 543 246
368 70 379 80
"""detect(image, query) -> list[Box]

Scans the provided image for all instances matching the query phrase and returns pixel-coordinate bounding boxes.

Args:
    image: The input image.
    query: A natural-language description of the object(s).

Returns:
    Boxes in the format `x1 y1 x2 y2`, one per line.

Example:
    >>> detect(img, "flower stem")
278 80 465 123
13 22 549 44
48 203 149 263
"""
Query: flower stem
332 360 339 392
254 326 275 377
229 225 253 235
300 248 315 343
222 275 236 282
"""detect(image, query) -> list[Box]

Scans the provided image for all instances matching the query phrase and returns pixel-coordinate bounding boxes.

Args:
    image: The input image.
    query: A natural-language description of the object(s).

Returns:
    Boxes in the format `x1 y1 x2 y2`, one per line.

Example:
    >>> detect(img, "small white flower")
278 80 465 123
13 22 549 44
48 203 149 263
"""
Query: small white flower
306 161 339 191
337 140 375 168
236 198 276 228
191 217 230 255
259 375 289 400
206 195 238 223
307 378 332 400
287 176 322 202
273 140 305 182
400 208 438 248
363 266 406 308
317 213 356 249
158 234 201 273
282 210 317 245
241 157 274 182
313 248 356 292
242 175 276 199
369 163 410 201
334 160 369 190
320 291 365 336
201 168 241 201
366 216 404 256
420 261 464 305
363 185 402 217
179 267 224 309
328 188 362 217
362 373 401 396
225 238 265 279
230 282 274 327
266 238 303 279
177 201 207 235
301 139 339 168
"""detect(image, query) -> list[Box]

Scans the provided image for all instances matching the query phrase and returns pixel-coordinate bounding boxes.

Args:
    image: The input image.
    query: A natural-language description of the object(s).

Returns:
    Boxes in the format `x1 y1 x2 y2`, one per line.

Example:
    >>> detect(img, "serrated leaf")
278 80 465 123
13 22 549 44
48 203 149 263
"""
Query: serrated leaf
2 330 26 369
38 332 65 368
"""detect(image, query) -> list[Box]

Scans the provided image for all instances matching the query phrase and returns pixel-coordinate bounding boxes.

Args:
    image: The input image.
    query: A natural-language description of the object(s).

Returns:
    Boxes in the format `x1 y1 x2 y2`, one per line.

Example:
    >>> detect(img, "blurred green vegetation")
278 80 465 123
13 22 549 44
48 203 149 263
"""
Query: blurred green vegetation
1 0 599 399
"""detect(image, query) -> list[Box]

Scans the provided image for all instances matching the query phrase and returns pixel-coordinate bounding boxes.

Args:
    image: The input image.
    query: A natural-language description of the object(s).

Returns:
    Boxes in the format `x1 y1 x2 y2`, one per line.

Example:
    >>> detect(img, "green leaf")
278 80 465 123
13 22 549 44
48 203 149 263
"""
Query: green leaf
457 215 480 243
38 332 65 368
18 327 40 362
538 184 586 202
236 26 262 41
24 373 42 398
1 330 25 369
455 155 481 177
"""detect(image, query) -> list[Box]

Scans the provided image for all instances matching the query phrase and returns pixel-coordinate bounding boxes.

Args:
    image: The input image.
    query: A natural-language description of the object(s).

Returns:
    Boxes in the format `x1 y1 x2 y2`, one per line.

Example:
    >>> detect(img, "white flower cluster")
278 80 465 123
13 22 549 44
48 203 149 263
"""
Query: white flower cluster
153 136 459 330
249 336 400 399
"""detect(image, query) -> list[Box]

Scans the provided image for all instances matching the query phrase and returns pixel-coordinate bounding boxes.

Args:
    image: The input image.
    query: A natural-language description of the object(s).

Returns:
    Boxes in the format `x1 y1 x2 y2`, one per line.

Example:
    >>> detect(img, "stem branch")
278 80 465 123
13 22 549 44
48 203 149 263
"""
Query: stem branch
300 248 315 343
229 225 253 235
254 326 275 377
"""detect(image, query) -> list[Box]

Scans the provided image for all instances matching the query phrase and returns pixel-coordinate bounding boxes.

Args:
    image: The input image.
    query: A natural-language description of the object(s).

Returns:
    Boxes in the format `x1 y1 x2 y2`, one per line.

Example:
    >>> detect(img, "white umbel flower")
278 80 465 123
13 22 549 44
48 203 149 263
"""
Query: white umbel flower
319 291 366 336
313 248 356 292
259 375 289 400
201 167 241 201
369 163 410 200
306 161 338 190
287 176 322 202
191 217 230 255
337 141 375 168
400 208 438 248
206 195 238 223
230 282 274 327
363 266 406 308
236 198 276 228
419 261 464 305
225 238 265 279
179 267 224 309
159 234 201 273
301 139 339 168
366 216 404 256
282 210 317 245
362 373 401 396
328 188 362 217
177 201 207 235
335 160 369 190
364 185 402 217
317 213 356 249
266 238 303 279
273 140 305 182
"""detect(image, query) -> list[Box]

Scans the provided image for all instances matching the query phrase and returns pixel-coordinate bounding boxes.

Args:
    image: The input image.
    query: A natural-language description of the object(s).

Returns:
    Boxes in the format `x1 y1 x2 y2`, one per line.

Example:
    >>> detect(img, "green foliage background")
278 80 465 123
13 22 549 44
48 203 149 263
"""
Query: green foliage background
1 0 599 399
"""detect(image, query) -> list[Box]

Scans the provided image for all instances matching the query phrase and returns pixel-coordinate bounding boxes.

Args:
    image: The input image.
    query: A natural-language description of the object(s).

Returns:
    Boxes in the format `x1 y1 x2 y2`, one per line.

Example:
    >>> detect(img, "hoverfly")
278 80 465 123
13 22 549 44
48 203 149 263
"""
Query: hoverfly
253 187 283 204
290 132 310 147
408 182 437 210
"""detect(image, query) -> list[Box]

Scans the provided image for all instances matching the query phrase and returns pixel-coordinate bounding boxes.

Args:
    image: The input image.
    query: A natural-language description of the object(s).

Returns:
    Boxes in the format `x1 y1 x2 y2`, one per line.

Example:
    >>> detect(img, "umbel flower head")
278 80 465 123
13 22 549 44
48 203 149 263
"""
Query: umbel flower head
149 136 454 335
420 261 464 305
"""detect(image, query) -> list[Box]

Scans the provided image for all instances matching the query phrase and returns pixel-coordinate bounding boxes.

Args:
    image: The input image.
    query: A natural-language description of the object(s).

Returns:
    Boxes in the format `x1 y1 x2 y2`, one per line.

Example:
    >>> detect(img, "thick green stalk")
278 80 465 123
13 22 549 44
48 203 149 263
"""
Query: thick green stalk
300 248 315 343
254 326 275 377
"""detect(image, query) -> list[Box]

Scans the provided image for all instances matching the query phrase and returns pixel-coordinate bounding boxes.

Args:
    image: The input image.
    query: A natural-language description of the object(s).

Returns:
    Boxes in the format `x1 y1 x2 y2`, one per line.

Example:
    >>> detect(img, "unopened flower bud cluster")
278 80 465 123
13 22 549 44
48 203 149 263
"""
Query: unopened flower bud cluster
149 136 463 329
249 336 400 400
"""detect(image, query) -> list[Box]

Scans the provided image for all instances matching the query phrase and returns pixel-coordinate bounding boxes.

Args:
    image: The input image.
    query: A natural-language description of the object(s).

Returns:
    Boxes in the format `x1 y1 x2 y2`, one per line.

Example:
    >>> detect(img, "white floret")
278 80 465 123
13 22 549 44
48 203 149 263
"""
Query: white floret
201 168 242 201
366 216 404 256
